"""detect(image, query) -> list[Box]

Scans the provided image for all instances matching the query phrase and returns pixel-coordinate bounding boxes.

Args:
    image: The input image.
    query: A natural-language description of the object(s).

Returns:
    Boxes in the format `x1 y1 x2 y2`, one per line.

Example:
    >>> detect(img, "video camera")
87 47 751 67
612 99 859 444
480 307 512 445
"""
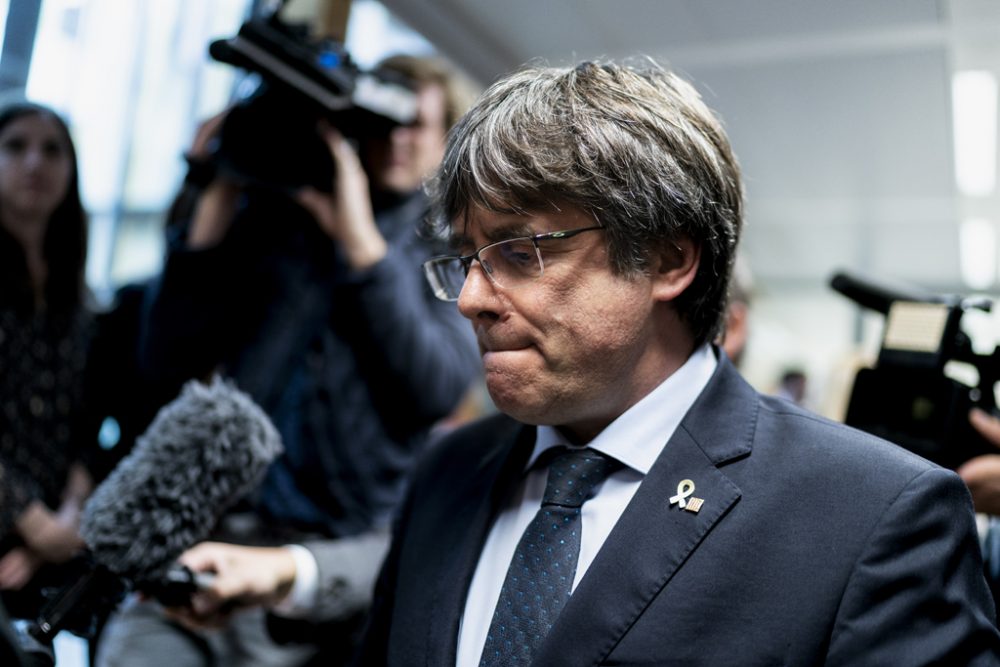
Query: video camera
831 271 1000 469
206 9 418 191
9 557 211 667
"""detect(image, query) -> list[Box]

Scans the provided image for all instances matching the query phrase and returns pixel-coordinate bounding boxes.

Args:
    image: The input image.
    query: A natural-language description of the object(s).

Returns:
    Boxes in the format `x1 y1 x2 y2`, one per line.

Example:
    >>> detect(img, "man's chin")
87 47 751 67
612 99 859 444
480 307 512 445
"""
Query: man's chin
373 171 420 195
485 380 552 426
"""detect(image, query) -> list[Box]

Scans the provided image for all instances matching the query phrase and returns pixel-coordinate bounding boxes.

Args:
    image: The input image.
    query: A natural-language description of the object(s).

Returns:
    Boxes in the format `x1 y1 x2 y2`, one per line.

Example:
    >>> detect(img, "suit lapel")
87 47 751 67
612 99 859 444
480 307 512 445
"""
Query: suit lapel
533 359 757 665
423 418 536 666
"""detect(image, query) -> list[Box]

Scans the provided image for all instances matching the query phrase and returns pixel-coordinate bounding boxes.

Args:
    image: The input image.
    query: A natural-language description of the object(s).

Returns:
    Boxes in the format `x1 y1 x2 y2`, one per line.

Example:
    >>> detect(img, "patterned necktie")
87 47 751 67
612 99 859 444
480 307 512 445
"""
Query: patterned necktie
479 447 621 667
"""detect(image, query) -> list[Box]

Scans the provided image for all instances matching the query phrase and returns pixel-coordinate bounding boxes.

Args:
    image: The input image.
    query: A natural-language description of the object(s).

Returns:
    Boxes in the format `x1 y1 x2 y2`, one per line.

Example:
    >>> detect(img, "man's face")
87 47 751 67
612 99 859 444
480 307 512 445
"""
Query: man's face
454 204 677 443
365 83 448 195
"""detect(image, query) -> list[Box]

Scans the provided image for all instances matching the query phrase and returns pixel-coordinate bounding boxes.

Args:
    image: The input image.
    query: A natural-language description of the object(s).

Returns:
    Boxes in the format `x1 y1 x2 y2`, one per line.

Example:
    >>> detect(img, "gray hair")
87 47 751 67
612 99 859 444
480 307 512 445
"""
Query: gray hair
428 59 743 346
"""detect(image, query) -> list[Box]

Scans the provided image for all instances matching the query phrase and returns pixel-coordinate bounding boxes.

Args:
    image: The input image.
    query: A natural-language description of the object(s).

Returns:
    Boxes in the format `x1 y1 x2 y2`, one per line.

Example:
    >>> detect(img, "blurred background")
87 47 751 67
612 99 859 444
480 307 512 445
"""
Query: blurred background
2 0 999 418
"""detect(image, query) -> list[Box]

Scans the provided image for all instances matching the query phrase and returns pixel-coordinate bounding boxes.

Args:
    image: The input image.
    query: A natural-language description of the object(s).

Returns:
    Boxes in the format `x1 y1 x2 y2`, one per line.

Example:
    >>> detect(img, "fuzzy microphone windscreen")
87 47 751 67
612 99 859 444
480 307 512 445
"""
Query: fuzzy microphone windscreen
80 376 283 581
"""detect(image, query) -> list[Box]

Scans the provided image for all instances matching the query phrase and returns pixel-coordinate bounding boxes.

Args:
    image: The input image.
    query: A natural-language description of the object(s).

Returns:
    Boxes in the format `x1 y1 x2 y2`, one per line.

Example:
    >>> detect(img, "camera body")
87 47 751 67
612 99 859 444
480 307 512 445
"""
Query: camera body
832 271 999 469
9 557 207 666
207 12 418 192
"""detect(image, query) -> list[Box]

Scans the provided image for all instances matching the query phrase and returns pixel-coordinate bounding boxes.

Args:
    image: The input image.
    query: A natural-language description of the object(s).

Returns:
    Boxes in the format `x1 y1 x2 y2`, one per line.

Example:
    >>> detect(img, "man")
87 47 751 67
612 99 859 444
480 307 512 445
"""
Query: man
961 408 1000 514
962 408 1000 622
356 60 1000 666
719 254 751 367
96 55 481 666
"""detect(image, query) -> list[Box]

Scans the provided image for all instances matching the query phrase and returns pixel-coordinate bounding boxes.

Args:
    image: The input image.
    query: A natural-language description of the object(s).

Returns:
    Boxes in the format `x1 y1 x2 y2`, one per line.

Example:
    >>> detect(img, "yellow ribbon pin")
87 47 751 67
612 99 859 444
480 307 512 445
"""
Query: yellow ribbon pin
669 479 695 509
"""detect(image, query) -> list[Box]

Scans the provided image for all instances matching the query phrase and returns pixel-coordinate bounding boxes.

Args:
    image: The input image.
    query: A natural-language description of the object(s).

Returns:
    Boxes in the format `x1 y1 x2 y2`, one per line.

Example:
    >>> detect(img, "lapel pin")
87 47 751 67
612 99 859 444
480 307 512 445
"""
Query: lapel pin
669 479 694 508
669 479 705 513
684 496 704 513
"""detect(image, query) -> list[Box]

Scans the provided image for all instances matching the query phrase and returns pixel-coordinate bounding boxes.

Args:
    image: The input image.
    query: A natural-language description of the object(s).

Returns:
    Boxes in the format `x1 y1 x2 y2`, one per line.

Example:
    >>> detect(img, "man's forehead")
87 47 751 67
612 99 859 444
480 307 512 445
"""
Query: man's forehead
448 203 594 246
448 208 536 246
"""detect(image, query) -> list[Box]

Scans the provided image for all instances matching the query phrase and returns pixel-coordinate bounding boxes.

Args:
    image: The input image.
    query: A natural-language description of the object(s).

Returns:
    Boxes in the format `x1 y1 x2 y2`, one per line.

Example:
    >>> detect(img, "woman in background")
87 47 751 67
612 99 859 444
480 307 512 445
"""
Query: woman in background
0 101 97 617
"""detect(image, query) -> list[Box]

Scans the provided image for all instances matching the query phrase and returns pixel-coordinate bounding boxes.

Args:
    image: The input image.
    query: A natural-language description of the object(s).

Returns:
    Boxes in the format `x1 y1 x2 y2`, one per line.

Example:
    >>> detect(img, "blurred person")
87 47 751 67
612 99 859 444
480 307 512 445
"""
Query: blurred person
0 102 99 618
95 55 480 667
718 253 751 367
962 407 1000 624
775 367 808 405
0 594 26 666
959 408 1000 515
354 59 1000 666
166 534 389 637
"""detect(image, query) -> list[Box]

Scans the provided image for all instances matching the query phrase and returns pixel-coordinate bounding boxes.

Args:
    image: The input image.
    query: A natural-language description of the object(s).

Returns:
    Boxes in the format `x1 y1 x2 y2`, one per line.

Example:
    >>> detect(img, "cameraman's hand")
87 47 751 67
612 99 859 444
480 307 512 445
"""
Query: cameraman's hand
187 109 229 162
183 109 244 250
957 408 1000 514
187 181 243 249
168 542 297 629
0 547 42 590
296 123 388 270
15 500 85 564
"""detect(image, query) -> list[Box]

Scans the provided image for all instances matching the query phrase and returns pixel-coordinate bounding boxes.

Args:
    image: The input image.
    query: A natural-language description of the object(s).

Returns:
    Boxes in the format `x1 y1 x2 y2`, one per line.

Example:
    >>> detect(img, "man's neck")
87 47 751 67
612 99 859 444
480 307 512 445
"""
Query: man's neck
370 187 420 213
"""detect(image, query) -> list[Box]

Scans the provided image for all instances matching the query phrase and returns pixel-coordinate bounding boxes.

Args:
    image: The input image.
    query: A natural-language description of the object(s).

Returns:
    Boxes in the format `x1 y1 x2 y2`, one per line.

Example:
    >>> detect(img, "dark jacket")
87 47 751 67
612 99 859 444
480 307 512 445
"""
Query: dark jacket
360 355 1000 666
138 188 479 539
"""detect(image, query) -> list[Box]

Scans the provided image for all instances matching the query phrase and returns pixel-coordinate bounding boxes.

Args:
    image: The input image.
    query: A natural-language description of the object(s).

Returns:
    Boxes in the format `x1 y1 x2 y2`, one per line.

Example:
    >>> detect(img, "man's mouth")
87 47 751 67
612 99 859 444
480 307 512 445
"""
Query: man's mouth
476 329 530 355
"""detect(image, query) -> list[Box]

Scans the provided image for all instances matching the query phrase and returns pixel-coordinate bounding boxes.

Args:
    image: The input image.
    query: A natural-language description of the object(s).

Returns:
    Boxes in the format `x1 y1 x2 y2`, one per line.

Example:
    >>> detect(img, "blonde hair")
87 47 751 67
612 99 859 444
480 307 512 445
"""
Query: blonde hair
377 54 479 130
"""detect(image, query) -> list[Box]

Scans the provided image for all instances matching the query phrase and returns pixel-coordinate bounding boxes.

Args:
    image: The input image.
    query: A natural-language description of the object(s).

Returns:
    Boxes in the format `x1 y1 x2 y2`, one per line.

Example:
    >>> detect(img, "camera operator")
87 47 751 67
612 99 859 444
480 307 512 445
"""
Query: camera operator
959 408 1000 515
960 408 1000 623
95 54 481 667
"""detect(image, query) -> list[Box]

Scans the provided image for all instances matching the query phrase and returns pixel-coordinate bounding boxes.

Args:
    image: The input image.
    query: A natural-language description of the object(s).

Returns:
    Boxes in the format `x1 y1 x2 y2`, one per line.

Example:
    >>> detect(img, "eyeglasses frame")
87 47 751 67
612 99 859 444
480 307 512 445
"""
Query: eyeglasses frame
423 225 605 301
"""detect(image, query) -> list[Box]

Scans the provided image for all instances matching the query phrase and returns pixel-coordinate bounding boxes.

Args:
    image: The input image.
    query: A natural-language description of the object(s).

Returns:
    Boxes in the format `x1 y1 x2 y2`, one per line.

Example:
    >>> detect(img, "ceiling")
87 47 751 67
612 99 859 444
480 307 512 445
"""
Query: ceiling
378 0 1000 300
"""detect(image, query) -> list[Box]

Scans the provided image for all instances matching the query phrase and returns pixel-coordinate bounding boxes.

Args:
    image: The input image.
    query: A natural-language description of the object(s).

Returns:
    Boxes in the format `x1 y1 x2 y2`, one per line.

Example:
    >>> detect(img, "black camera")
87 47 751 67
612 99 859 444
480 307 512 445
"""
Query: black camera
9 557 211 667
832 271 1000 469
207 11 418 192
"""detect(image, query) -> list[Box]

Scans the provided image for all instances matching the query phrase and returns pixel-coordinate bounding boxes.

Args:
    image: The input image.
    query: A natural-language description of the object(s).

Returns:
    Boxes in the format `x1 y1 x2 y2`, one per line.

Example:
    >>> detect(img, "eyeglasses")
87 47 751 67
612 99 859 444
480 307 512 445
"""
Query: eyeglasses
422 225 604 301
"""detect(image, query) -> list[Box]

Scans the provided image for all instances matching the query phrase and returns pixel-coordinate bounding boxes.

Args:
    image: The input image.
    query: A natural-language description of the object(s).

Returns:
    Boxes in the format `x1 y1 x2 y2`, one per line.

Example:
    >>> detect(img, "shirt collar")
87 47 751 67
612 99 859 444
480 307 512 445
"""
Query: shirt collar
531 344 718 474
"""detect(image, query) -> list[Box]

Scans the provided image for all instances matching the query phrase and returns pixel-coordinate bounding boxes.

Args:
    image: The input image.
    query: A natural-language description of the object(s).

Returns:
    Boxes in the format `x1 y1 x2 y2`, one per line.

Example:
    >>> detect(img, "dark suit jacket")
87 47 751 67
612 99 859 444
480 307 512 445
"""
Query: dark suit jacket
359 356 1000 666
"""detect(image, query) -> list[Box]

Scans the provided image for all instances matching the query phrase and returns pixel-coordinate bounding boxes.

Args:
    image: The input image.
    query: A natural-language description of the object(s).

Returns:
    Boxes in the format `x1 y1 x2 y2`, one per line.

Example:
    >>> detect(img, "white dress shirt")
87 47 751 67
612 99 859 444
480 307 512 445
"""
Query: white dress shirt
270 544 320 617
455 344 718 667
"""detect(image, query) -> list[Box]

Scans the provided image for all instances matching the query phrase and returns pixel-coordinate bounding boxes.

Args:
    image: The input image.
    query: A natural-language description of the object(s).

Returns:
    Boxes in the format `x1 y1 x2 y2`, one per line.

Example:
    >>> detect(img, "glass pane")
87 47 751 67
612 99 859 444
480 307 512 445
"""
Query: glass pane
23 0 438 294
346 0 435 69
0 0 13 65
25 0 251 292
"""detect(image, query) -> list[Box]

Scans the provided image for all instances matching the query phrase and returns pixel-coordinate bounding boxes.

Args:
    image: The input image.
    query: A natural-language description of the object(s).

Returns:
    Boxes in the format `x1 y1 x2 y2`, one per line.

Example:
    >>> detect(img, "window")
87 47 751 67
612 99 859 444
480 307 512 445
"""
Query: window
11 0 437 299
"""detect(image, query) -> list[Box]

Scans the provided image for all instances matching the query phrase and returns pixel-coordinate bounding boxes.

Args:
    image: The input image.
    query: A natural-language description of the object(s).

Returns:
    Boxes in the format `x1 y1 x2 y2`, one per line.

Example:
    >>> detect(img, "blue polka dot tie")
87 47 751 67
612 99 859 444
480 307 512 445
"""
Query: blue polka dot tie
479 447 621 667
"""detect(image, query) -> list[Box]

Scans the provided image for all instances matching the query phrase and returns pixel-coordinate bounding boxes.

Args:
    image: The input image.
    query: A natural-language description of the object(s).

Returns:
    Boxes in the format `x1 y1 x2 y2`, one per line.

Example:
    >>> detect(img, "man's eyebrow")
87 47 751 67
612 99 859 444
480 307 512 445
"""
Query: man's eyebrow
486 223 535 242
447 233 475 252
448 222 536 251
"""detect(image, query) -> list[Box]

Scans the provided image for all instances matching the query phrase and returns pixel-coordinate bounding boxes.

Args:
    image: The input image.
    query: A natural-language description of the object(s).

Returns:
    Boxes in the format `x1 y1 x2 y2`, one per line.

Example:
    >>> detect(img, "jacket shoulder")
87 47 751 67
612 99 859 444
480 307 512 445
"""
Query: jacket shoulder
755 393 939 477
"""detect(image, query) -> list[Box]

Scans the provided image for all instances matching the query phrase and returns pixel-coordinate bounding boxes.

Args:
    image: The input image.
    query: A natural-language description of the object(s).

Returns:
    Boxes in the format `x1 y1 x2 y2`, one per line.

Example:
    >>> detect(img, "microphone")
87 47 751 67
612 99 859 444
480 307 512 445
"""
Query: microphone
20 377 283 648
82 375 282 581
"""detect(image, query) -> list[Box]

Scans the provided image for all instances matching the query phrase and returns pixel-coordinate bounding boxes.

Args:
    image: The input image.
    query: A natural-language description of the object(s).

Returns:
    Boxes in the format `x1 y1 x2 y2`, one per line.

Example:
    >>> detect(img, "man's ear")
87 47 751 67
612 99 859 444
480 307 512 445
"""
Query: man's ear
651 237 700 303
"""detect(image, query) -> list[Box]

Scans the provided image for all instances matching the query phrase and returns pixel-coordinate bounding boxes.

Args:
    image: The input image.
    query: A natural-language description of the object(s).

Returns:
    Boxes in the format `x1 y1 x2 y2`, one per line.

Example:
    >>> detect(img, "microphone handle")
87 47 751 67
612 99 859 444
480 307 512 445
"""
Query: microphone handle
30 565 128 643
138 563 216 608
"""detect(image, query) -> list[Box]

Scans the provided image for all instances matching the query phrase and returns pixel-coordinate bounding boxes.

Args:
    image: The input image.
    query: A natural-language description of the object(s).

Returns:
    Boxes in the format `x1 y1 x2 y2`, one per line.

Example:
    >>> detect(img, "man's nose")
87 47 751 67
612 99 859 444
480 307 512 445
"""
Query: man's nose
457 261 500 320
